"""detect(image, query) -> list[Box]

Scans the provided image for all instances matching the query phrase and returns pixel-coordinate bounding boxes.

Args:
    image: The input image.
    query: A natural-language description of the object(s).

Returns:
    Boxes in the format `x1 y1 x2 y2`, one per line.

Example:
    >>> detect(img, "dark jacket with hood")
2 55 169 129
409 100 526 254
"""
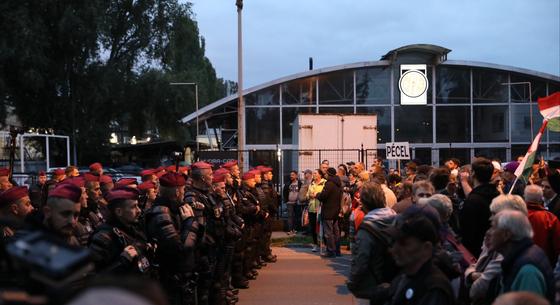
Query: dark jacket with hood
317 175 342 220
459 183 499 257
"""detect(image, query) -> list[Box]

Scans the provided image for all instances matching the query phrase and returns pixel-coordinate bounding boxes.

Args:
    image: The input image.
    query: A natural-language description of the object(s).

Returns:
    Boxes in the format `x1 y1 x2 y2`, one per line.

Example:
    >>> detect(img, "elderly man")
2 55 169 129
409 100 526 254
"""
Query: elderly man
488 210 554 303
524 184 560 266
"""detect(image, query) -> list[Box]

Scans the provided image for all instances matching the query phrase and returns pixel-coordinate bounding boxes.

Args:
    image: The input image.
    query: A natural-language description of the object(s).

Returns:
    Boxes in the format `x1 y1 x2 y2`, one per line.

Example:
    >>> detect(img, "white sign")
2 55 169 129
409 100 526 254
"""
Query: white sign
399 64 428 105
386 142 411 160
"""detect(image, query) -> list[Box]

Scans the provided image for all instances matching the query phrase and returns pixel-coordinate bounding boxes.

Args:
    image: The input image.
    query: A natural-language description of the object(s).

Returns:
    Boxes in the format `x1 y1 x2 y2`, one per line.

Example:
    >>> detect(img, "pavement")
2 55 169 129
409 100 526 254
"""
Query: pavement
237 244 358 305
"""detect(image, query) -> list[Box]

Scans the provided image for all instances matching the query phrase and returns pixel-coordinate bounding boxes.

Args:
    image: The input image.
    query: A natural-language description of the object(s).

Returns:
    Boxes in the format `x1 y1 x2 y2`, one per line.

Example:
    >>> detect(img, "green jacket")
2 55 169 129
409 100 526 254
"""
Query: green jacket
306 179 326 213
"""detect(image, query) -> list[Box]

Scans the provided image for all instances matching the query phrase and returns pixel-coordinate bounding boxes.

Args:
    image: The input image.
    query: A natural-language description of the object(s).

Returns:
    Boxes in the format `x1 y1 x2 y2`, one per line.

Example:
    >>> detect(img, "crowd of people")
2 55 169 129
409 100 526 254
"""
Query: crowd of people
283 157 560 305
0 161 279 305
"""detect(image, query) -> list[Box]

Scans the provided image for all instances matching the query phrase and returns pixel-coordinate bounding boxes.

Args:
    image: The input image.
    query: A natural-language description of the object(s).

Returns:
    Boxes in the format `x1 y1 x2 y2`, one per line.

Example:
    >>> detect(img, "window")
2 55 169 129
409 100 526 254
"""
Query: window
439 148 470 167
510 74 547 103
246 108 280 144
473 106 508 142
394 106 432 143
436 66 470 104
356 106 391 143
356 68 391 105
282 78 316 105
472 69 508 104
436 106 471 142
244 87 279 106
318 70 354 105
318 107 354 114
414 148 433 166
511 104 541 142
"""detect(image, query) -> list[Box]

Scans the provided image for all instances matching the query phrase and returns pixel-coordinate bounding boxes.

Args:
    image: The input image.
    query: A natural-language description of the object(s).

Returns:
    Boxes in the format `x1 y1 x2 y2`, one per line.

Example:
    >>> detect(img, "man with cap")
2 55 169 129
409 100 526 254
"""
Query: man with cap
38 183 83 246
84 174 106 228
89 162 103 176
140 169 157 183
223 161 241 191
115 178 138 189
184 161 219 305
209 170 243 305
0 186 33 241
249 168 267 268
29 170 48 209
237 171 264 282
138 181 157 211
65 165 80 178
258 166 278 263
145 172 198 305
0 168 13 192
99 174 114 195
89 188 154 277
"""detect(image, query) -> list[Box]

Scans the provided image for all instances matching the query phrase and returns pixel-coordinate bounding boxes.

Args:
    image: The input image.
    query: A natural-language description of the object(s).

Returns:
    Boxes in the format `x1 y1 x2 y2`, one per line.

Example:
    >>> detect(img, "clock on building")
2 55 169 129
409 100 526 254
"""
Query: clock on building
399 64 429 105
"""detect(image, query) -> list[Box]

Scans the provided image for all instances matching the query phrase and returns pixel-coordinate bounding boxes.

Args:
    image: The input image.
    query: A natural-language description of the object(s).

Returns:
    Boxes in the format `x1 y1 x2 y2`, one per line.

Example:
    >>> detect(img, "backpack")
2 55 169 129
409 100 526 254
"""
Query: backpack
340 191 352 217
358 219 398 283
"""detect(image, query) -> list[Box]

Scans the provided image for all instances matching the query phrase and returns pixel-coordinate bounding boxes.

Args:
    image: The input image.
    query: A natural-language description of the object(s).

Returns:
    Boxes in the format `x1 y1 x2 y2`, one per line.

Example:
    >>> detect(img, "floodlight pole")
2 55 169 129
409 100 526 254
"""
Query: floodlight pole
236 0 245 172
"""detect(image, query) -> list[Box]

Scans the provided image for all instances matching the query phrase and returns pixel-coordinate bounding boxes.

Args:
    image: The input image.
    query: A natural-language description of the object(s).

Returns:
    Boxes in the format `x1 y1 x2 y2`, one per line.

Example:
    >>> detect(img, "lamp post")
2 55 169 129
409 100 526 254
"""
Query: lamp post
501 81 533 141
236 0 245 172
170 82 199 151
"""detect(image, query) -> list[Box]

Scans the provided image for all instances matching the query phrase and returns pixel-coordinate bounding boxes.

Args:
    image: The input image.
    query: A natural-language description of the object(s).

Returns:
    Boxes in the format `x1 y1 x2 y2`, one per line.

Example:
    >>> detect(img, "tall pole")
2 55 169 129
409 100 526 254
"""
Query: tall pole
236 0 245 172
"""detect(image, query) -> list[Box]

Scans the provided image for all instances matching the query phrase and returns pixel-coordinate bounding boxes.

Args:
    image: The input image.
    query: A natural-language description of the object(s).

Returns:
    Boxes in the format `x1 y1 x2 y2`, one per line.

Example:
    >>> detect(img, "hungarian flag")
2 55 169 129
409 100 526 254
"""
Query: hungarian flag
538 91 560 131
513 120 548 186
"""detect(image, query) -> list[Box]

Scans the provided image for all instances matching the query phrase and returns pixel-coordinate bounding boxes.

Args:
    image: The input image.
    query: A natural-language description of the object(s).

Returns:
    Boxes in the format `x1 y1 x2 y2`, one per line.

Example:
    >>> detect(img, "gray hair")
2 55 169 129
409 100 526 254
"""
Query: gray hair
490 194 528 215
523 184 543 204
494 210 533 240
425 194 453 221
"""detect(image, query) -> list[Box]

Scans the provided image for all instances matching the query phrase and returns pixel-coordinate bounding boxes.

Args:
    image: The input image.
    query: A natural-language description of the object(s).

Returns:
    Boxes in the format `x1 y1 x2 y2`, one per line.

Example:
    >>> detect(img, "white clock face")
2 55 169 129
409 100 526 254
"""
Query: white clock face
399 70 428 98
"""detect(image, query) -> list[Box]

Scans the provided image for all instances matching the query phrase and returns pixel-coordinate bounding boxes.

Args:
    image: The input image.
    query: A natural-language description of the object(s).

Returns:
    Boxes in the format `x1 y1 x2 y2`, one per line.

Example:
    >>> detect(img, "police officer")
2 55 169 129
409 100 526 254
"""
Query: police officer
259 166 278 263
237 171 265 282
0 186 34 241
28 171 47 209
184 161 217 305
145 172 198 305
89 188 154 276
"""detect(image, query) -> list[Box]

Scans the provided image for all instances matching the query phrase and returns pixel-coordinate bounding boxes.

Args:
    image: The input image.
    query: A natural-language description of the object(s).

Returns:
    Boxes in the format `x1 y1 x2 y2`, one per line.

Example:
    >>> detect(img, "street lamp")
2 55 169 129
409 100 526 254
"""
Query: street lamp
502 81 533 141
236 0 245 172
170 82 199 151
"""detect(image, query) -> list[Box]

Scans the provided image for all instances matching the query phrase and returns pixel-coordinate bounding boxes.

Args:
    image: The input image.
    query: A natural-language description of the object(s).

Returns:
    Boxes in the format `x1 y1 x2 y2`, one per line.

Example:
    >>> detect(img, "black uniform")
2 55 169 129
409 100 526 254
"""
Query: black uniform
259 180 279 262
237 186 264 280
75 198 105 246
28 182 47 209
145 197 199 305
89 218 154 276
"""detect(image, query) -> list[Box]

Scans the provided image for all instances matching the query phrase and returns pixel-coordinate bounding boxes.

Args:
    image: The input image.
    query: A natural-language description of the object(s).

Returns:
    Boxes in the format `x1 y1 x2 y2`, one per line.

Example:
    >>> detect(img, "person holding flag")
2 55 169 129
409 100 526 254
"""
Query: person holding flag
510 91 560 193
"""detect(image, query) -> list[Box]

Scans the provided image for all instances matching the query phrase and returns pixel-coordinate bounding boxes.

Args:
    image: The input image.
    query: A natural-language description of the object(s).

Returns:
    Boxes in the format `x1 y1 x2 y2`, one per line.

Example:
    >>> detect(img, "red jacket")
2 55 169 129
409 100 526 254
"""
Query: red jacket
526 201 560 266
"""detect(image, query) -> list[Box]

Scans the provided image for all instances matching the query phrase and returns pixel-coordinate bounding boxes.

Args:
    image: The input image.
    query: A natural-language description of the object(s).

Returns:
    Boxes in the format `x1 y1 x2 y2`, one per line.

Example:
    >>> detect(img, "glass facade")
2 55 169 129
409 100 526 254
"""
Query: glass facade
197 58 559 168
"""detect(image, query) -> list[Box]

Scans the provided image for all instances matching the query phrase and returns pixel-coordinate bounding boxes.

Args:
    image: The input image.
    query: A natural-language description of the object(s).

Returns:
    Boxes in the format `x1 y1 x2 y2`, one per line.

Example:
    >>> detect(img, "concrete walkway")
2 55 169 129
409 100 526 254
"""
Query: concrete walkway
238 246 358 305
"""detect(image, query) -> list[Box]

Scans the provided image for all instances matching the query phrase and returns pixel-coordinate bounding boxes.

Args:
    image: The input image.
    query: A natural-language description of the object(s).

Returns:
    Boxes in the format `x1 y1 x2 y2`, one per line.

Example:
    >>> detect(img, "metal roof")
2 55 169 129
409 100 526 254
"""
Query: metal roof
380 44 452 60
180 49 560 124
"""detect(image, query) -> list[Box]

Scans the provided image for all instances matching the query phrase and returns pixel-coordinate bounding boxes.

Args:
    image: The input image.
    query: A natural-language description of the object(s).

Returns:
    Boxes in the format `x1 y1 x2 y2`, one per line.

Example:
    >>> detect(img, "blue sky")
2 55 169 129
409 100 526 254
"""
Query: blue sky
190 0 560 88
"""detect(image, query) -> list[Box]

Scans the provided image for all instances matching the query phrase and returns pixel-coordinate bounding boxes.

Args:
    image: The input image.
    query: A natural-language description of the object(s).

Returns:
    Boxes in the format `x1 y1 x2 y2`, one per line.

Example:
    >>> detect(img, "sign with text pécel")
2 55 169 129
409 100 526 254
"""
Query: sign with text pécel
385 142 411 160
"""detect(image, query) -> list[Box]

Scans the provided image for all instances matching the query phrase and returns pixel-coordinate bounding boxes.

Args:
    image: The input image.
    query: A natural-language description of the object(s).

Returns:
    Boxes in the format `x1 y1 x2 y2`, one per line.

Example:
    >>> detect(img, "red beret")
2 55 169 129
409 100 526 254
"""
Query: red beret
212 174 226 183
115 178 138 188
0 186 29 206
257 166 273 174
38 171 46 176
159 172 186 187
138 181 156 191
155 171 166 178
214 168 229 177
99 175 113 185
0 168 9 177
166 165 177 173
242 171 255 181
49 184 82 203
60 177 85 188
249 169 262 176
83 173 99 182
105 188 139 203
178 166 189 174
53 169 65 176
140 169 155 177
156 166 165 172
89 162 103 171
191 162 212 170
222 161 238 169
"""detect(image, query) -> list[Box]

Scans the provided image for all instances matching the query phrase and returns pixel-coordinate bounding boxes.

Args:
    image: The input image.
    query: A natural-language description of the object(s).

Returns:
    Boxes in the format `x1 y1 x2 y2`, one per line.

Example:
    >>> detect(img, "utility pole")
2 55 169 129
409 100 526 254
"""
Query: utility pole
236 0 245 172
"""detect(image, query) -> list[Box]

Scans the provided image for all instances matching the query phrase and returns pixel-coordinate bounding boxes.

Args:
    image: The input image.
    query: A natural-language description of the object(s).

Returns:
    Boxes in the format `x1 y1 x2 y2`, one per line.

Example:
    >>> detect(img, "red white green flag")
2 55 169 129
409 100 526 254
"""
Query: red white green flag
538 91 560 131
512 120 548 186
